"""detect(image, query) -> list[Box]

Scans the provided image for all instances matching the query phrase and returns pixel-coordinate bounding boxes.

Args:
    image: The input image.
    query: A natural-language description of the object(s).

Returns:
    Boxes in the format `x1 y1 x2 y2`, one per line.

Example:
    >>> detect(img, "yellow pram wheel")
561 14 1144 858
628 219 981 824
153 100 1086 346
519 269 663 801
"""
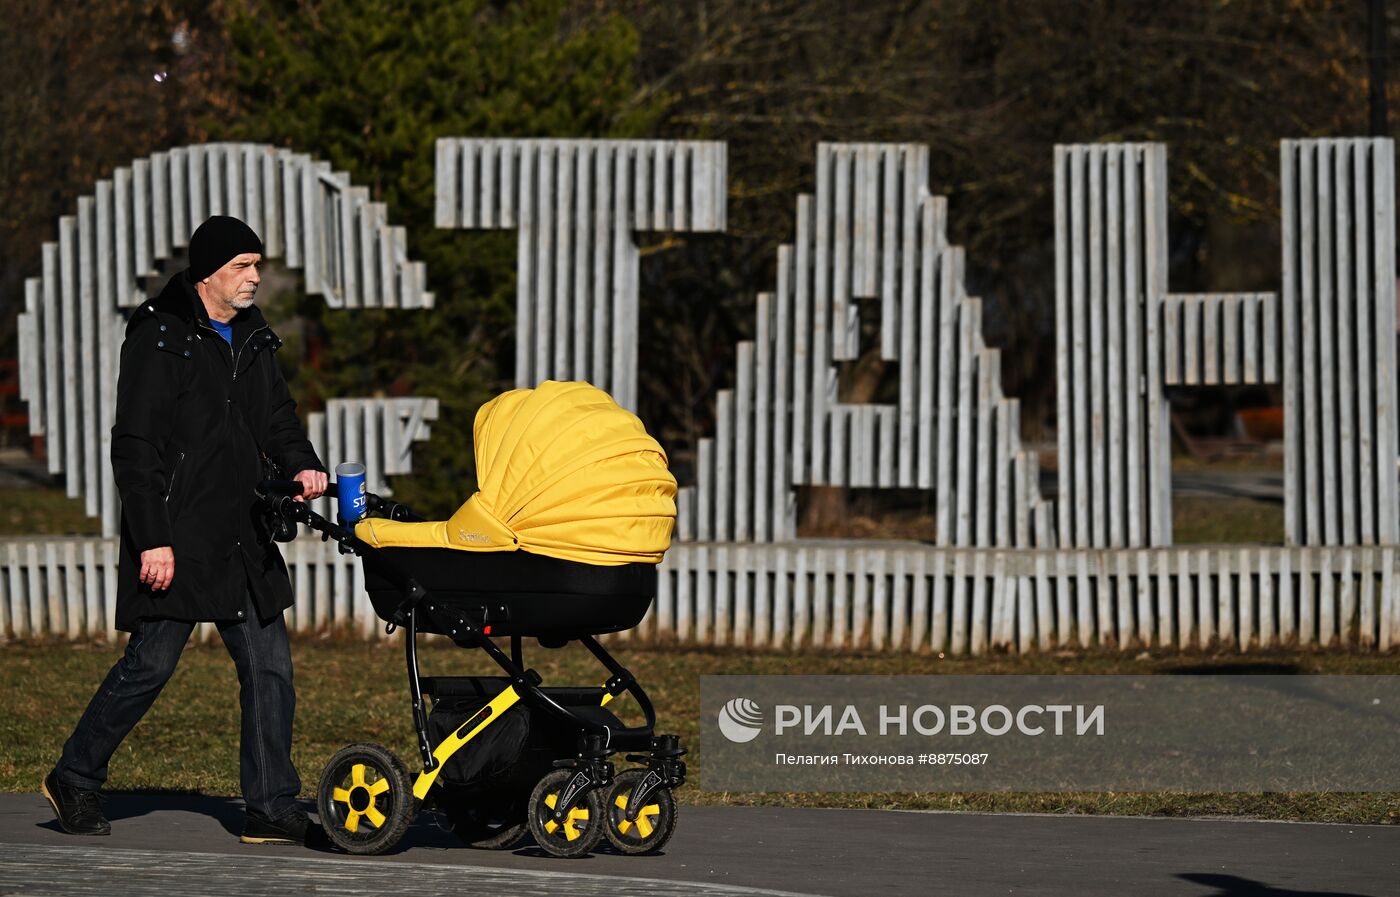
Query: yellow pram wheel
317 743 415 855
604 768 677 855
527 769 604 858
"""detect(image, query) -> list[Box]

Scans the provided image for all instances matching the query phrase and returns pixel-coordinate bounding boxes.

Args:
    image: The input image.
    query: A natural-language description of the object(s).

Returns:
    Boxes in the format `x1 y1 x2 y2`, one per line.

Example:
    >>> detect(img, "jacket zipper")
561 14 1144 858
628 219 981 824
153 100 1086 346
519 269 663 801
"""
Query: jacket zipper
233 324 270 381
197 322 268 382
194 320 271 562
164 451 185 502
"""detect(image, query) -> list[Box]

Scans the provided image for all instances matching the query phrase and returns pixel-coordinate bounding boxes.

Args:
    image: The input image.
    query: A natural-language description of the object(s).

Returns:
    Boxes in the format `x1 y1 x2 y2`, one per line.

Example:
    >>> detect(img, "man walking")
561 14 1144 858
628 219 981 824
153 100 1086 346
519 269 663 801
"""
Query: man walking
41 216 329 845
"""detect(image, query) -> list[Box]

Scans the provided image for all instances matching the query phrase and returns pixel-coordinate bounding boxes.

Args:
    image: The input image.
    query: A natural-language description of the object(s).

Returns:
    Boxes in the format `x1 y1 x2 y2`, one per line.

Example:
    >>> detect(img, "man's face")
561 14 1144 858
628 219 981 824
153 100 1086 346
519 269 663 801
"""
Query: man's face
204 252 262 311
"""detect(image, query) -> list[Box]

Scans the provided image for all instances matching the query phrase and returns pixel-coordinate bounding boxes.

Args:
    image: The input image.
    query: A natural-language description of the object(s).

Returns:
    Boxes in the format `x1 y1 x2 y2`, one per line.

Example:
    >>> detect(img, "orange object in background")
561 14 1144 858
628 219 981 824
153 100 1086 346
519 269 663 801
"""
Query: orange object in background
0 359 30 447
1237 406 1284 442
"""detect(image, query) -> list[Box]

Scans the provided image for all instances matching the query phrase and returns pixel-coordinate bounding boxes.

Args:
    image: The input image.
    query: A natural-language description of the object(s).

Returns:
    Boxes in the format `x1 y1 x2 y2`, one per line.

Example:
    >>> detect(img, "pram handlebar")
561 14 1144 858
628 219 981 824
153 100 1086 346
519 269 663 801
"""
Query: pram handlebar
254 478 430 622
255 478 424 523
258 478 324 499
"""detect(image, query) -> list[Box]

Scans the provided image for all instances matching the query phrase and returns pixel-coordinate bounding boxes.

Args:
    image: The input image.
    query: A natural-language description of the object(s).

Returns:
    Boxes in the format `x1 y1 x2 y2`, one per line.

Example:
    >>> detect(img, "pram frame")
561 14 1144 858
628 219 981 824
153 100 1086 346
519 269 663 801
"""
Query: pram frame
256 480 686 832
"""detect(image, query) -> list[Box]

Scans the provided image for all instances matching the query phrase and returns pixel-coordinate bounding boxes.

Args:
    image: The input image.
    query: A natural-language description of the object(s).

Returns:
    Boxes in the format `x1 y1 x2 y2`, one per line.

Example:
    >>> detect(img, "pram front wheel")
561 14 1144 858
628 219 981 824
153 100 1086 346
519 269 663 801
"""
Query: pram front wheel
318 743 415 855
527 769 604 858
604 769 677 855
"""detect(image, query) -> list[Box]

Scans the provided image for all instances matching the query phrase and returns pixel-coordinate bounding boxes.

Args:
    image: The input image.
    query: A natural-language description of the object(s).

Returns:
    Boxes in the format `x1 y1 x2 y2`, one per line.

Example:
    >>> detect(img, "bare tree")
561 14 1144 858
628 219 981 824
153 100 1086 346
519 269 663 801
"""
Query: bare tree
0 2 227 349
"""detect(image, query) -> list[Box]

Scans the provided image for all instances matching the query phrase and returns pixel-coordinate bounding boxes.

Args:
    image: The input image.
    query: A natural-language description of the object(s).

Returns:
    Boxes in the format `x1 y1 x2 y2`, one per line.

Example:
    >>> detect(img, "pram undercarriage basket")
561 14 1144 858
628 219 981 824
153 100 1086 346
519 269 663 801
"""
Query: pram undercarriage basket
257 479 687 858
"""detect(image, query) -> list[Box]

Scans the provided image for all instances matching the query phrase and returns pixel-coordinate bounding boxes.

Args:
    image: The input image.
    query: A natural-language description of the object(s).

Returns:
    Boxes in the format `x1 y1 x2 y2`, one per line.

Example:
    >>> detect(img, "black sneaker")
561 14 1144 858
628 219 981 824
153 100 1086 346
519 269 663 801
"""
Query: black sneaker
41 770 110 836
240 807 320 846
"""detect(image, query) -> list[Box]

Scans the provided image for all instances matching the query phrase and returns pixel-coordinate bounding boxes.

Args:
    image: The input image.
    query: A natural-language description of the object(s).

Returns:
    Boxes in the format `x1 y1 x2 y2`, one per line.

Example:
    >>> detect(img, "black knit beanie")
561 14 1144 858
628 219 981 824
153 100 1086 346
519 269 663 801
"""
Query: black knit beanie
188 216 264 282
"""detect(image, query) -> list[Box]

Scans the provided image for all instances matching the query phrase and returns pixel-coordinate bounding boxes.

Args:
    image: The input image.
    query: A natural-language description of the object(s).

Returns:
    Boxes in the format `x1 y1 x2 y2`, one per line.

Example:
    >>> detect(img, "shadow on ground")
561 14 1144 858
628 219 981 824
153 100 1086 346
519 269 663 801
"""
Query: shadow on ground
1178 872 1379 897
30 791 674 859
32 791 472 854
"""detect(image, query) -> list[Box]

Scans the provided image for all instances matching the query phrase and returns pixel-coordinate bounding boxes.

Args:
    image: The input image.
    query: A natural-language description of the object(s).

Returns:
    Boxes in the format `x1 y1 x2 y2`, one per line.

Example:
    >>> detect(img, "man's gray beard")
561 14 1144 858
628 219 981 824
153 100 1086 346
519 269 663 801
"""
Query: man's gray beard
230 294 255 310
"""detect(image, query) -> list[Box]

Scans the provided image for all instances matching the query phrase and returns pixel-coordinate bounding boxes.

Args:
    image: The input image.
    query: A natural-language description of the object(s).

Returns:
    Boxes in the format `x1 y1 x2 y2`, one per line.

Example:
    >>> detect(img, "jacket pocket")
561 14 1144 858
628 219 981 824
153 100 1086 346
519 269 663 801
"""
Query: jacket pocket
164 451 186 503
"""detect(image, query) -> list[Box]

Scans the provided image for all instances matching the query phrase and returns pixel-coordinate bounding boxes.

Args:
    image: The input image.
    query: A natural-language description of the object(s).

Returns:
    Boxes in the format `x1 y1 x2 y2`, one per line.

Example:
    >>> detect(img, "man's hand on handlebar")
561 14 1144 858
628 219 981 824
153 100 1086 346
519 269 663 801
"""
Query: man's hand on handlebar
293 469 328 502
140 546 174 591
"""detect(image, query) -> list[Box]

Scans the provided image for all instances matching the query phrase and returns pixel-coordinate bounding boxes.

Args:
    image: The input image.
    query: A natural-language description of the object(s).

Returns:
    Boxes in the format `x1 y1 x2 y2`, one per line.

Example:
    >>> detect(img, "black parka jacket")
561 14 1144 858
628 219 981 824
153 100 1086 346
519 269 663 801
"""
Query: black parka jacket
112 272 324 631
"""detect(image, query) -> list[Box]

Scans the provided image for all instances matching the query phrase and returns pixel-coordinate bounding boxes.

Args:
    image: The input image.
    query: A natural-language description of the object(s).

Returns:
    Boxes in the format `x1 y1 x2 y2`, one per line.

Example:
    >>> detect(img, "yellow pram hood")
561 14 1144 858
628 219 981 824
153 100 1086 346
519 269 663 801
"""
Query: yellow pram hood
355 381 677 565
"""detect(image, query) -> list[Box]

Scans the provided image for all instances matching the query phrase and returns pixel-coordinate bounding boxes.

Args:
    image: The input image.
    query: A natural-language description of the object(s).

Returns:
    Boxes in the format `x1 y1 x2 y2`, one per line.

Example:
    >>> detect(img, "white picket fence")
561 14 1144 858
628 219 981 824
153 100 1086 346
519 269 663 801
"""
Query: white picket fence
2 536 1395 653
652 542 1400 652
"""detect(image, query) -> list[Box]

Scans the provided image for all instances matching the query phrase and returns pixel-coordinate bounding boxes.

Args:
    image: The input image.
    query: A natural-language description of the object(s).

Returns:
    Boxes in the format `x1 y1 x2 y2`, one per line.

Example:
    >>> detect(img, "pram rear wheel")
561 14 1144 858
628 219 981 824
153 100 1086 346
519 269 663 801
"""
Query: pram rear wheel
604 769 677 855
527 769 604 858
317 743 415 855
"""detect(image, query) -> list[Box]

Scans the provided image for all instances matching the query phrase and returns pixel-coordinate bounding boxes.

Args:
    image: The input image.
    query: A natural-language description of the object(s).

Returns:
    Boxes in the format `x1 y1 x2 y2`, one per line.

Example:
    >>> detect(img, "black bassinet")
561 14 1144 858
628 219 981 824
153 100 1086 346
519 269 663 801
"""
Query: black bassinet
361 548 655 639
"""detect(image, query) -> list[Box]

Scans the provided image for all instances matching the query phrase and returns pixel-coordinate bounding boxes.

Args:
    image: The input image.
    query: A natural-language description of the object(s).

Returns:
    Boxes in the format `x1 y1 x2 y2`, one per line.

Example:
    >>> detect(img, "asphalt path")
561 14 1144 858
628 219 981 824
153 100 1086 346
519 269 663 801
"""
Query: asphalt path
0 792 1395 896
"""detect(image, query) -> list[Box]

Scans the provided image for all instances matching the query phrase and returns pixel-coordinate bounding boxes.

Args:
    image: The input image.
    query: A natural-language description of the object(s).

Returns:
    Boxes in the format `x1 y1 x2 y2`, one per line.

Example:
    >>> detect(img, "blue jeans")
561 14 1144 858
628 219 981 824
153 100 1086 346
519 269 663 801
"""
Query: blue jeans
54 592 301 820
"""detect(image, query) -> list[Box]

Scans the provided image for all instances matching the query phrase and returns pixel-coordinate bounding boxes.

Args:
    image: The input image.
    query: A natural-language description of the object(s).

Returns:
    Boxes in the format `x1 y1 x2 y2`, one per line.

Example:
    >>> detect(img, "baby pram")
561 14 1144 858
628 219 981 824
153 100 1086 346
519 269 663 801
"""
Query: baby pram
256 382 687 857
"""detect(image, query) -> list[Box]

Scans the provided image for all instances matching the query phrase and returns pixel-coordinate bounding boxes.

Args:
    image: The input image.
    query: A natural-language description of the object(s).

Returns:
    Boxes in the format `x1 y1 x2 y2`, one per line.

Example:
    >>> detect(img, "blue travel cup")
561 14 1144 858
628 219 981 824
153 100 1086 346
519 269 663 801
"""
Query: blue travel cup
335 461 368 523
